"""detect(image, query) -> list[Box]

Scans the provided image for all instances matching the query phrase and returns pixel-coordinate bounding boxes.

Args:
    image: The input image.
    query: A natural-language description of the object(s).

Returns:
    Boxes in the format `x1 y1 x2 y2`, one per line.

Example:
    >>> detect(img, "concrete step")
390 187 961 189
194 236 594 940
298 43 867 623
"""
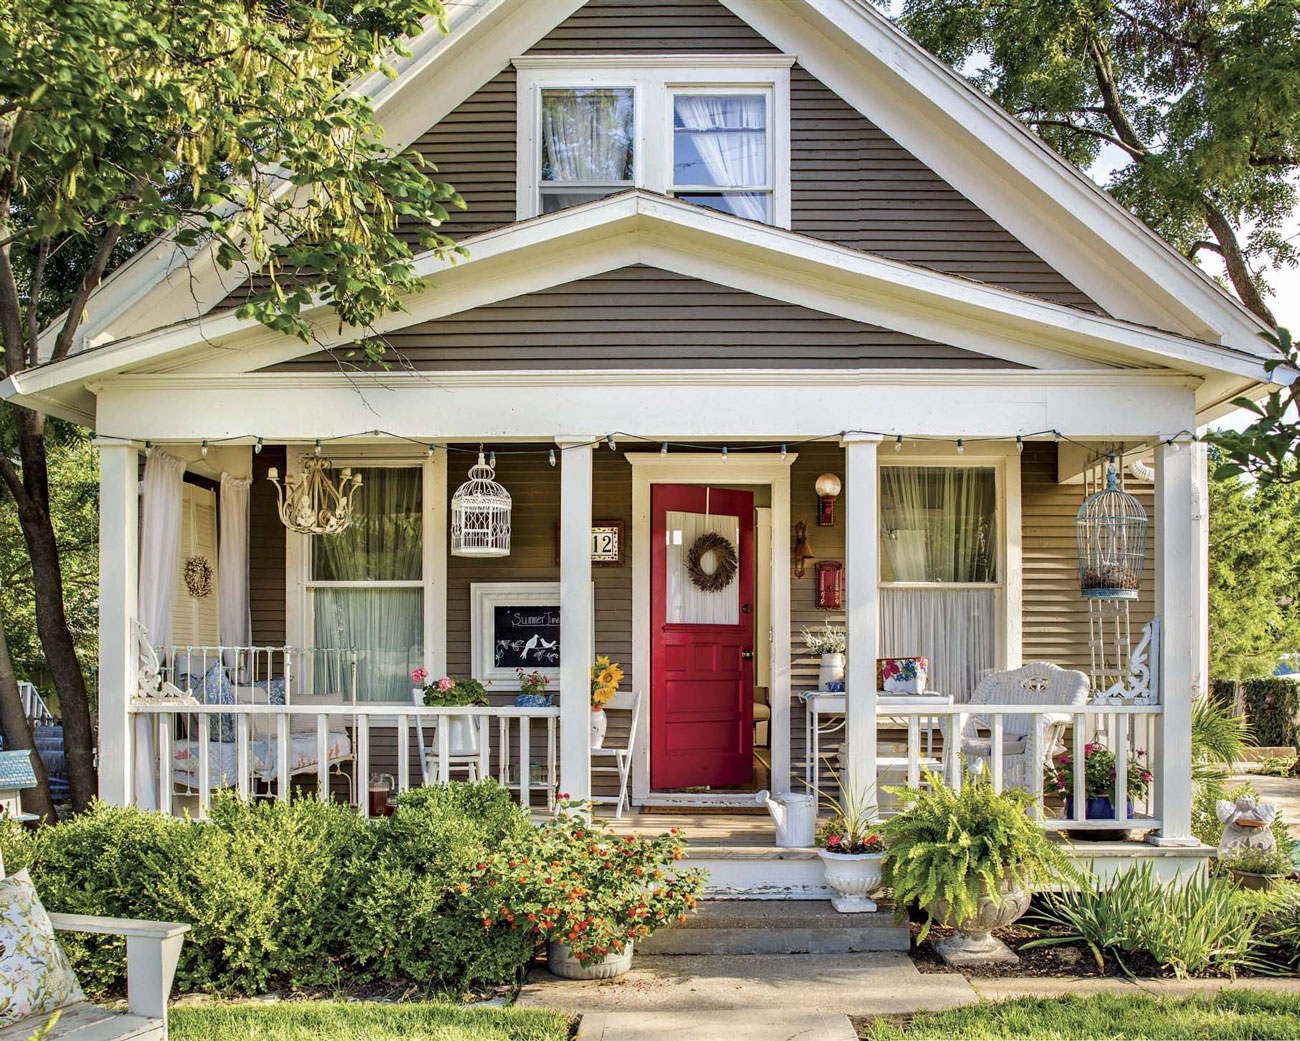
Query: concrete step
638 899 910 955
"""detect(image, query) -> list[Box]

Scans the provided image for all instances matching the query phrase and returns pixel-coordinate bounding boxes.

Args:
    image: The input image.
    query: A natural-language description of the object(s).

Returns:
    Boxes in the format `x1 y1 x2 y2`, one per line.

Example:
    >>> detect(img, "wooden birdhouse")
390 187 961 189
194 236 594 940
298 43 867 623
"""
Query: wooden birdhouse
0 748 39 823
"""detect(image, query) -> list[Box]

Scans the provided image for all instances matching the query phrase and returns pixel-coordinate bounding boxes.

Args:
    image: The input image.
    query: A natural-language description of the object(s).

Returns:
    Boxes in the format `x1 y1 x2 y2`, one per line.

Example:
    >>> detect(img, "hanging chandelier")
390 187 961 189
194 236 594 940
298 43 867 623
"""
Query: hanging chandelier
451 449 512 557
266 457 363 536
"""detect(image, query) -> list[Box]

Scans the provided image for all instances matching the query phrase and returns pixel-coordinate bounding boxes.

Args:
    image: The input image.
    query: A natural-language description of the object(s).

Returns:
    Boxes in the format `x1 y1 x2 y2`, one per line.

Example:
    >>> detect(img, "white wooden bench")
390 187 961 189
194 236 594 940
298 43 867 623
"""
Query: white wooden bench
1 852 189 1041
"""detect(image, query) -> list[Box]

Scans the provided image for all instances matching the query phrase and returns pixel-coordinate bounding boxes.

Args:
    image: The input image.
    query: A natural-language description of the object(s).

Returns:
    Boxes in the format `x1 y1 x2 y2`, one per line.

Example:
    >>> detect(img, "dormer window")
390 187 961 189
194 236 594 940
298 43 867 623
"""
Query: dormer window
515 56 793 227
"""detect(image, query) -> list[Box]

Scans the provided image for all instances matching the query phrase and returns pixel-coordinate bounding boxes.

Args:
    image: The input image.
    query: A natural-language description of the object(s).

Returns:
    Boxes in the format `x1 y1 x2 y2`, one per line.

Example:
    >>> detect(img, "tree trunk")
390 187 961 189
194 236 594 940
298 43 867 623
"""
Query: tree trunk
1201 199 1278 326
0 603 57 822
10 405 98 811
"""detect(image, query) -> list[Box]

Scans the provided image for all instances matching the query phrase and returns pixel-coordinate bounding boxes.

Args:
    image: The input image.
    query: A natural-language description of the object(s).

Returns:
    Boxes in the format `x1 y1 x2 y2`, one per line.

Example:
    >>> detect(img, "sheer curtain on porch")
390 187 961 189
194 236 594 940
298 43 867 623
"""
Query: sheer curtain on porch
311 466 422 702
879 467 999 700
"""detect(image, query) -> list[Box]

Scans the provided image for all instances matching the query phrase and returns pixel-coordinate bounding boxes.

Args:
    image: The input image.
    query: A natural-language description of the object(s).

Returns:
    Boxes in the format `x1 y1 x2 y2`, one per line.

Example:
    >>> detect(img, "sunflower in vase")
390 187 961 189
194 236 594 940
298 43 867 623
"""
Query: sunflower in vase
589 655 624 749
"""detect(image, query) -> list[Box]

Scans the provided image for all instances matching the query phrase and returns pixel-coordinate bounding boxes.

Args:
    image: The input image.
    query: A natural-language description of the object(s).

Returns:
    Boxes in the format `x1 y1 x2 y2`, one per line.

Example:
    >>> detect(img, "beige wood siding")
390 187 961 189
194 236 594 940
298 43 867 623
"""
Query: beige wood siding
1021 442 1156 674
266 266 1018 372
249 445 287 646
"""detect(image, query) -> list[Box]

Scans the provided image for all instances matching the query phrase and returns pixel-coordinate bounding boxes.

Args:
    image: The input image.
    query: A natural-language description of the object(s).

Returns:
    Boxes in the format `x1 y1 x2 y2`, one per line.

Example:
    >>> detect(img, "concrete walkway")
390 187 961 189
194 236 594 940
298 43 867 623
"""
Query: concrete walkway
516 952 977 1040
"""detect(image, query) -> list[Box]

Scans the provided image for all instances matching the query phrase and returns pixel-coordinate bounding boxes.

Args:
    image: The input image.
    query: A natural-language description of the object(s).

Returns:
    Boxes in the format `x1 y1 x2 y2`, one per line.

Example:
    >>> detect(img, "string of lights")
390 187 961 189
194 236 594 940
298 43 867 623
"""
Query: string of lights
133 425 1201 463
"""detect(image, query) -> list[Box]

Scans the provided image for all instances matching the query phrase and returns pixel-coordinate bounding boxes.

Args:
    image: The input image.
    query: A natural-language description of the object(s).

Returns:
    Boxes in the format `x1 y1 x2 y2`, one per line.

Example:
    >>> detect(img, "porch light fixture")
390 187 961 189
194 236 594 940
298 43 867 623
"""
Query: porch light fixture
815 472 841 526
266 457 363 536
451 449 512 557
792 520 815 578
1076 456 1148 600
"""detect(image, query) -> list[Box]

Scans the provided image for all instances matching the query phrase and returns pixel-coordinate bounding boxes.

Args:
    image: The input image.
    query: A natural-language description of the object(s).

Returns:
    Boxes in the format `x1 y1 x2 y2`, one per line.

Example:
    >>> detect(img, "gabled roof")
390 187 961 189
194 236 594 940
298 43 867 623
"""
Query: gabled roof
6 192 1285 427
36 0 1277 368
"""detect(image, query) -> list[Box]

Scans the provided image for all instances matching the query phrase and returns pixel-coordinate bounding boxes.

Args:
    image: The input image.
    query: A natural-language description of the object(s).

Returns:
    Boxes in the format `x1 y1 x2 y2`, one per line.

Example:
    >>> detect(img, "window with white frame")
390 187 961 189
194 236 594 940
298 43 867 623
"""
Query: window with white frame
515 57 792 226
879 464 1002 700
308 464 423 702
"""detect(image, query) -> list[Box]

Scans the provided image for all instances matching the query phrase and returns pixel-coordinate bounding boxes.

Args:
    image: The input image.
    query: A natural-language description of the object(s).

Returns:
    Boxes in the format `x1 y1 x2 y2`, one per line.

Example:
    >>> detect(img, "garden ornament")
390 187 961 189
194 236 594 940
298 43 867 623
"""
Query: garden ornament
1216 794 1280 855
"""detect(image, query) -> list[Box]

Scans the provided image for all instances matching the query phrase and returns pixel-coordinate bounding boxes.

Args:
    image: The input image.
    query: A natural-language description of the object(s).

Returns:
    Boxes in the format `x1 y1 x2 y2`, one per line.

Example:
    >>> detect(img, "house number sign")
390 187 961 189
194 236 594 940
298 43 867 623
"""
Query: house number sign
556 520 624 567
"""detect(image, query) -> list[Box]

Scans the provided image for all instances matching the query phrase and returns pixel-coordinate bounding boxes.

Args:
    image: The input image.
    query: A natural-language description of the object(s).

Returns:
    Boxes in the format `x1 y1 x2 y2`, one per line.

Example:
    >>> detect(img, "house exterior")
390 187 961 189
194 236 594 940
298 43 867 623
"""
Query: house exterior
4 0 1290 892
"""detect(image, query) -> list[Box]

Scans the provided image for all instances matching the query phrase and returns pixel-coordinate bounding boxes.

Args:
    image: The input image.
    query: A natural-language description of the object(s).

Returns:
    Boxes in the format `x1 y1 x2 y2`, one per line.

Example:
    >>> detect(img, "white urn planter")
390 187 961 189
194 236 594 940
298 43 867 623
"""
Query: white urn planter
818 652 845 690
590 708 607 749
818 850 884 912
929 879 1031 966
445 715 479 758
547 940 632 980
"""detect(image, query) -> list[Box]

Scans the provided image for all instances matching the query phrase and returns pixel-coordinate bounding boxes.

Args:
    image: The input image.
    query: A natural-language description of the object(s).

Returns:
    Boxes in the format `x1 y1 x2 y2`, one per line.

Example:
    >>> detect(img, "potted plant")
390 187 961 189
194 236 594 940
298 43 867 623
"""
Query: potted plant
490 798 706 980
417 673 489 756
1221 846 1294 891
882 768 1078 965
802 624 847 690
1044 742 1152 841
590 655 623 749
516 669 553 707
813 769 886 913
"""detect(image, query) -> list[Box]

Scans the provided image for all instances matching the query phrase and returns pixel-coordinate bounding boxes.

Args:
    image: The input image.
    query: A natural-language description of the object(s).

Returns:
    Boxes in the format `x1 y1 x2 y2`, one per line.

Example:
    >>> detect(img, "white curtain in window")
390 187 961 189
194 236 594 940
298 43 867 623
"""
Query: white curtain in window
313 467 421 582
136 449 185 811
313 588 422 702
673 95 767 221
880 467 997 583
664 510 741 625
881 587 997 701
218 475 252 666
541 88 634 183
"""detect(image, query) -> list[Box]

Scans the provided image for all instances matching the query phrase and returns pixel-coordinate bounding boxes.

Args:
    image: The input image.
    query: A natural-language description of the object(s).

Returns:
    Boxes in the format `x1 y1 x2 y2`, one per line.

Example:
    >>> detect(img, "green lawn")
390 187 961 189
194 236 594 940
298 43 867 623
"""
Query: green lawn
169 1001 572 1041
856 991 1300 1040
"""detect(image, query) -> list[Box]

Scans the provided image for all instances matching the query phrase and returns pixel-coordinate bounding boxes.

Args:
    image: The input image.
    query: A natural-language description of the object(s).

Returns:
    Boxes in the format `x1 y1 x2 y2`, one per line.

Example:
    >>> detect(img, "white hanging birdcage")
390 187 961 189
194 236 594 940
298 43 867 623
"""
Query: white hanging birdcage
1076 457 1148 601
451 449 511 557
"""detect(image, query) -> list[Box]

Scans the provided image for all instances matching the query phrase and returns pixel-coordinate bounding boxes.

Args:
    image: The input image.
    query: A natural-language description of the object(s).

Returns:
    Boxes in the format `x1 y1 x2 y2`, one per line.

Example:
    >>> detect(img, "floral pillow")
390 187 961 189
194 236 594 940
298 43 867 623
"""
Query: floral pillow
0 868 85 1026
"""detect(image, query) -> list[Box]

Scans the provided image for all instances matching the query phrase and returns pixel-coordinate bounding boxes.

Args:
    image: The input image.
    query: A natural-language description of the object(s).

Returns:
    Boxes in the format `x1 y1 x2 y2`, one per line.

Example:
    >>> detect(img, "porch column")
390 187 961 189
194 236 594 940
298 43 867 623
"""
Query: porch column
96 438 139 805
558 437 594 803
842 435 881 815
1191 442 1210 701
1151 439 1196 845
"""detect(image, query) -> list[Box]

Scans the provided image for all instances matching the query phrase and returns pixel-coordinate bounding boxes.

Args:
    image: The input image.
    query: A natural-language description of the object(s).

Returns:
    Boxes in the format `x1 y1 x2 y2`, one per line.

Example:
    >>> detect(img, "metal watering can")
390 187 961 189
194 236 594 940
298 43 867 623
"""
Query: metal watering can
755 789 817 848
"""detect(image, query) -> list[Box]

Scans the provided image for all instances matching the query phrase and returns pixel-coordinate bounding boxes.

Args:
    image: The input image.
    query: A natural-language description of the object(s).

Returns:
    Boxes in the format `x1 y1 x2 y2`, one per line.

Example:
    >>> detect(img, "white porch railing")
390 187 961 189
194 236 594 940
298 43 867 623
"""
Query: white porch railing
875 702 1162 832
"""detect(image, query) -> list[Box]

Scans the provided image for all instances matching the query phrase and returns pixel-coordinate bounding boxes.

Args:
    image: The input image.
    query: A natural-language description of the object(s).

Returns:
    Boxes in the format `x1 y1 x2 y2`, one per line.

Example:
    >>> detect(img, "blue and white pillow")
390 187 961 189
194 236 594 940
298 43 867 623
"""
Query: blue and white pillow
255 677 287 706
198 663 236 743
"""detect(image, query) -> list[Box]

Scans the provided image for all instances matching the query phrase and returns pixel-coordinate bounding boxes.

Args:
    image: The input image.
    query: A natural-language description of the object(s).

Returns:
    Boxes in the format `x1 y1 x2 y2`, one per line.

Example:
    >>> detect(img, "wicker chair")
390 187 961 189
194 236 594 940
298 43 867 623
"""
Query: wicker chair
959 662 1090 790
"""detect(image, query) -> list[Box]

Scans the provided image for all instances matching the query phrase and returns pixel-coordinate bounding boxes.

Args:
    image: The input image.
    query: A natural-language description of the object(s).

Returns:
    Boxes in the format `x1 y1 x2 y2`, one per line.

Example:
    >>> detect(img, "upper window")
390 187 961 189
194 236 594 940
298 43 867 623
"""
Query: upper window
515 57 792 227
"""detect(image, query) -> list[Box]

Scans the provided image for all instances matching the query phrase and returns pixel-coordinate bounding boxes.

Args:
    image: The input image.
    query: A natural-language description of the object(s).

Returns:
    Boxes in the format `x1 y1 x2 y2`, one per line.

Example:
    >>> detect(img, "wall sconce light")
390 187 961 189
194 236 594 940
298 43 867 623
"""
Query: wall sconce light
815 472 842 526
815 561 843 610
792 520 815 578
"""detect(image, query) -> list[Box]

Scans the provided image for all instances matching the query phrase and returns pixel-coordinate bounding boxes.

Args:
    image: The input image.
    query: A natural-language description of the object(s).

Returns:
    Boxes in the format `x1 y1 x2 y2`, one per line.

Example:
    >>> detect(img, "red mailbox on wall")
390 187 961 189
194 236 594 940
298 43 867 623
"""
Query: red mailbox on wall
815 560 843 610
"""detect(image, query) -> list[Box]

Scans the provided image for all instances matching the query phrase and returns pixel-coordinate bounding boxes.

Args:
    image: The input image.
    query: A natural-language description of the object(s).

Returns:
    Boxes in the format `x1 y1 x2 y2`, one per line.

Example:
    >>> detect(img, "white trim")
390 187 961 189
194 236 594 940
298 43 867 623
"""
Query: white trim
627 452 795 804
842 435 880 813
558 439 595 801
515 62 792 228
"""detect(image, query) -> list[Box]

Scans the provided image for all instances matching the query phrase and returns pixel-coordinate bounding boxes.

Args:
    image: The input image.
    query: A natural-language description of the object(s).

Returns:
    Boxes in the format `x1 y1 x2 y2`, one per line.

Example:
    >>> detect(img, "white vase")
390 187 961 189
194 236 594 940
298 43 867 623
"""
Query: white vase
818 850 884 913
818 652 846 690
547 940 633 980
412 688 424 705
590 708 607 749
445 715 478 757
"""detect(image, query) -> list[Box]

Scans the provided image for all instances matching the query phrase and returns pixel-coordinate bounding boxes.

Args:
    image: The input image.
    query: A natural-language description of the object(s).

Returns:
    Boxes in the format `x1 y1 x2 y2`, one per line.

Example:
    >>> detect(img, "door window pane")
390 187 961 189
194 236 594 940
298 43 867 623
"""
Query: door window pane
540 88 634 214
312 467 422 582
664 510 740 625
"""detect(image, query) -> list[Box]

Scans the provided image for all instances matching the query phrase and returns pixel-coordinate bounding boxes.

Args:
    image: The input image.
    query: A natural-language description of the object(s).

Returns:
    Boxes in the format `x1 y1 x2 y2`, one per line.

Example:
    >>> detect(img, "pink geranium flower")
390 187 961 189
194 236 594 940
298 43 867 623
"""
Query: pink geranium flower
411 667 428 684
437 676 455 692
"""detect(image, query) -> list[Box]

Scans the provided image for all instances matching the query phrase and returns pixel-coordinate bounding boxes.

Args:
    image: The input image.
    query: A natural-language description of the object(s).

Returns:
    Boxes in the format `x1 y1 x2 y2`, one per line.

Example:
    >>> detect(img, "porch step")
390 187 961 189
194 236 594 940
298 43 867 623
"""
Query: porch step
637 900 910 955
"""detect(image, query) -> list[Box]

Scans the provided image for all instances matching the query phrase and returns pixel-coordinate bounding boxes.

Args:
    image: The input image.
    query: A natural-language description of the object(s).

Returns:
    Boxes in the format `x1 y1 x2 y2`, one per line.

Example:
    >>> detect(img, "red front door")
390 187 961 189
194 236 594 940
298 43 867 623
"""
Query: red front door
651 484 755 789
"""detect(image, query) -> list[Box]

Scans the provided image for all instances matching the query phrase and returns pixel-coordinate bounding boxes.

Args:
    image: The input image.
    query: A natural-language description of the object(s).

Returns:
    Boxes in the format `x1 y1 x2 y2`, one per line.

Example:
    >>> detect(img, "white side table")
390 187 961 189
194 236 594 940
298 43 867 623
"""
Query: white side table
798 690 954 788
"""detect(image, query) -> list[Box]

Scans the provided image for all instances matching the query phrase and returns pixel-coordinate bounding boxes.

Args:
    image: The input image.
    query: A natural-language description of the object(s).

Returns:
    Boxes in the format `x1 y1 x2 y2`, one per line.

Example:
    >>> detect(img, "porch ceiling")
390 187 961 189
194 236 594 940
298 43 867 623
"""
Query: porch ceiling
4 193 1287 428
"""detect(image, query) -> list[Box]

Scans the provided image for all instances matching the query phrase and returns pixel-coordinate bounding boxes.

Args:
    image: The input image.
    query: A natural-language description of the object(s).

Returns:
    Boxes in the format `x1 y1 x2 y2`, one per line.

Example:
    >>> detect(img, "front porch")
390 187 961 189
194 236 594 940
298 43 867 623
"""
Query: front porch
102 420 1209 886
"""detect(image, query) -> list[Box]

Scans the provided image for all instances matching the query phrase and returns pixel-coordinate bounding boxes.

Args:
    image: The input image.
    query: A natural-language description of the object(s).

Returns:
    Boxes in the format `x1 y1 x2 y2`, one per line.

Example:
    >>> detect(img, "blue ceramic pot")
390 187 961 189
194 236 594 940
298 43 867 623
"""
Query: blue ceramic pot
515 693 553 708
1065 795 1134 841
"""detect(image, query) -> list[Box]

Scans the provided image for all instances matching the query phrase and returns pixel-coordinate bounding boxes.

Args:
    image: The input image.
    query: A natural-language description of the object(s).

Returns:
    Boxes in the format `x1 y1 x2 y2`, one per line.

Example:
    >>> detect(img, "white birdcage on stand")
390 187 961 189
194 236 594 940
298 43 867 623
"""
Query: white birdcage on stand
451 449 512 557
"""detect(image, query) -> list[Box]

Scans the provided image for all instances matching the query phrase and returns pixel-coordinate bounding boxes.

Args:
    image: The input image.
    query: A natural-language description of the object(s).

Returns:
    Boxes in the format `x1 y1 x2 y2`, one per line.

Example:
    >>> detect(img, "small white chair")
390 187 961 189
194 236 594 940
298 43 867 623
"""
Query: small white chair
591 690 641 819
959 662 1090 790
0 850 189 1041
414 714 485 784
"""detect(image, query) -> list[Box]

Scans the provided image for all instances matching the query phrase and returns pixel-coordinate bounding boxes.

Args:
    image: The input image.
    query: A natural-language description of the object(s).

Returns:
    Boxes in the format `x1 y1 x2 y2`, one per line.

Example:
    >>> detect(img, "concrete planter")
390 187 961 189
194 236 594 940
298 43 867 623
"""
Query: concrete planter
547 940 633 979
929 878 1030 966
818 850 884 913
1229 868 1284 891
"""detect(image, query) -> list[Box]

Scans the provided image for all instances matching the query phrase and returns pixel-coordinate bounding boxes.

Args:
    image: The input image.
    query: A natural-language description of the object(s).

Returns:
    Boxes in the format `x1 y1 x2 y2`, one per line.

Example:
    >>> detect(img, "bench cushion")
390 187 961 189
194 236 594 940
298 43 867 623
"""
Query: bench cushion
0 869 84 1026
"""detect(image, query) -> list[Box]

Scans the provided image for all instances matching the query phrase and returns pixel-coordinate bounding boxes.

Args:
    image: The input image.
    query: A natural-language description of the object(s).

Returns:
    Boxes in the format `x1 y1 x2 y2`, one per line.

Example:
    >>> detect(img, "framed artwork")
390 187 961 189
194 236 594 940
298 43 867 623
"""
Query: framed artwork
470 582 594 689
555 520 626 567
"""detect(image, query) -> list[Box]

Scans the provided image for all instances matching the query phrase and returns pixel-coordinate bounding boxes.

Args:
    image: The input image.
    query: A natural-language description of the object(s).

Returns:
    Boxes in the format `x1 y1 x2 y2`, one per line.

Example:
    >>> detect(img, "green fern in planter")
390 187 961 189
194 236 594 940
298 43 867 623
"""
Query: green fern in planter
881 768 1080 939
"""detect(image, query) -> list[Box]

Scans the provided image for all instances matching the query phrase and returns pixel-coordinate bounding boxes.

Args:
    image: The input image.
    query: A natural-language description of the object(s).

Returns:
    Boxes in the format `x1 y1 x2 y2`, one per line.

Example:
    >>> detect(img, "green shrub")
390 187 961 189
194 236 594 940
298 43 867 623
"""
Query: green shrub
880 769 1079 939
1027 863 1272 977
0 781 546 997
1239 678 1300 749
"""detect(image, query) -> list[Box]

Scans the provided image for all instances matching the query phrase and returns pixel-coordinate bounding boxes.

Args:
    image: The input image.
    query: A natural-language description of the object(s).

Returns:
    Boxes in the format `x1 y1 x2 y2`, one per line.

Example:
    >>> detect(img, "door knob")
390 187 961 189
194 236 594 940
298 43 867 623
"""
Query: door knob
741 649 755 661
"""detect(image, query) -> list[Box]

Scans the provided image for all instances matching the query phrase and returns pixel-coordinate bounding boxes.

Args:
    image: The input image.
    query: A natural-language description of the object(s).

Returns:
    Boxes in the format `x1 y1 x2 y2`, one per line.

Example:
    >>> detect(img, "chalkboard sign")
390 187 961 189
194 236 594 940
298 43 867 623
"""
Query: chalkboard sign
492 605 561 669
